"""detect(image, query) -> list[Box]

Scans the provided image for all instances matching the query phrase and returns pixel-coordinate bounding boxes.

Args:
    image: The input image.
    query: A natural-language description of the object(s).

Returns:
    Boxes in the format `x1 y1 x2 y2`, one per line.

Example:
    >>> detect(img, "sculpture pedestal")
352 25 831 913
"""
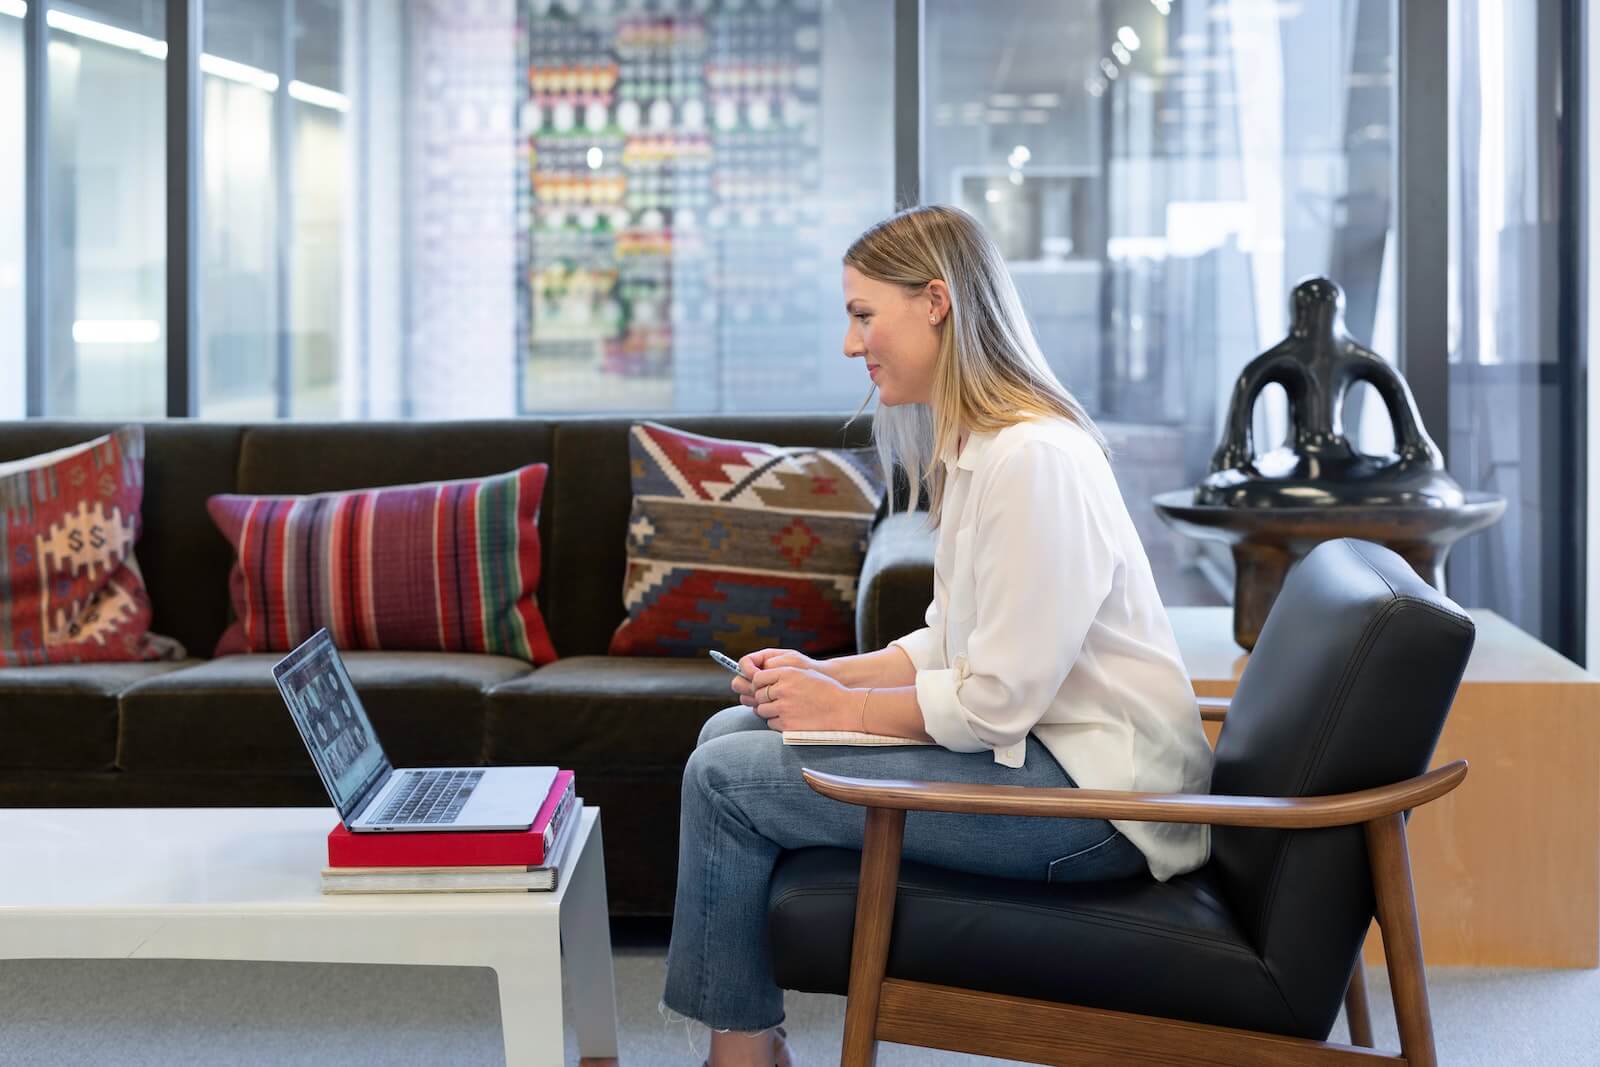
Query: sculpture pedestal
1171 606 1600 969
1153 490 1506 650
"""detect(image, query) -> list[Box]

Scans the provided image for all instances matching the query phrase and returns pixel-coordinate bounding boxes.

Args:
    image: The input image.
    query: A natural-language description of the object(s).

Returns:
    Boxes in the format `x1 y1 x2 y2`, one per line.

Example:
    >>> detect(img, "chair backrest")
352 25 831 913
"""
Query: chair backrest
1208 538 1474 1036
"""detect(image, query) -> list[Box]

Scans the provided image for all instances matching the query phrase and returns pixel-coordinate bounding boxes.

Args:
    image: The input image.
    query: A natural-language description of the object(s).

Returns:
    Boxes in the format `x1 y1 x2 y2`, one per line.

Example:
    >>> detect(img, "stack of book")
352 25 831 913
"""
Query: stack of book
321 770 582 894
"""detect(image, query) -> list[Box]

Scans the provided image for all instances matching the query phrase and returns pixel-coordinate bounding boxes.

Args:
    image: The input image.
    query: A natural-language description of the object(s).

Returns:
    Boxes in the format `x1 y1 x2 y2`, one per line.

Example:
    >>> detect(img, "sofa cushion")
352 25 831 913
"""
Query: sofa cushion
0 426 184 665
235 420 557 623
544 416 876 657
0 660 201 770
485 656 738 770
607 422 885 659
117 652 533 774
207 463 557 664
0 421 246 659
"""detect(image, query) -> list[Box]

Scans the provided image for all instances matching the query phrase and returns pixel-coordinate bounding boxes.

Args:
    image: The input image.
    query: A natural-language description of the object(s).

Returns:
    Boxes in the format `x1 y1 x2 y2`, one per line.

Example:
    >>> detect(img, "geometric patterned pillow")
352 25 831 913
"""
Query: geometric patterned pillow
608 422 886 659
207 463 558 664
0 425 185 665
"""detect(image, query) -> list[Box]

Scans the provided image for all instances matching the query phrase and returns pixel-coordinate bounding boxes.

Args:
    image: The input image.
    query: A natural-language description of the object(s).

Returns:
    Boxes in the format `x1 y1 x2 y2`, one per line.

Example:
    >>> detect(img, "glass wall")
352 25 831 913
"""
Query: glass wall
1449 0 1571 649
924 0 1398 605
2 0 901 423
510 0 894 414
0 3 23 418
200 0 279 419
46 0 168 417
396 0 890 417
199 0 346 419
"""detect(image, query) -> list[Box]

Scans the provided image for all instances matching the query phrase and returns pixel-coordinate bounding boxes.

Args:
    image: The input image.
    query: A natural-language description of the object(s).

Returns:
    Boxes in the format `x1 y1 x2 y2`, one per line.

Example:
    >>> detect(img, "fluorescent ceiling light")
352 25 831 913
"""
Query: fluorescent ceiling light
201 54 278 92
48 9 167 59
8 7 288 98
73 320 161 345
289 80 349 112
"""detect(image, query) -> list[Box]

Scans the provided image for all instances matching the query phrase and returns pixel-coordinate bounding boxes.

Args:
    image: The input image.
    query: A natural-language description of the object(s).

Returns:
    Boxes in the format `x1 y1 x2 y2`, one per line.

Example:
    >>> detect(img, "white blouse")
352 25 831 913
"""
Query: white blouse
891 416 1213 882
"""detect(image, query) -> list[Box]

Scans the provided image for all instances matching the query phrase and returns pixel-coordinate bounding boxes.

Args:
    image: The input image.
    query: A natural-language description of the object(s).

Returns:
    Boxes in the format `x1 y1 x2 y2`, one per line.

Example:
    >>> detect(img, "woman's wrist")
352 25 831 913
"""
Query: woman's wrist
835 686 872 731
818 653 861 686
825 648 907 689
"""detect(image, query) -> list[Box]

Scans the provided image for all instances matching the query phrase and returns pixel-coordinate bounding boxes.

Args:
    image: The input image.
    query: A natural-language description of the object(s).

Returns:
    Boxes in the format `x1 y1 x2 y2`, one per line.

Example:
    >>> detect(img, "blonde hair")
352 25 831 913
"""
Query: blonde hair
844 204 1107 521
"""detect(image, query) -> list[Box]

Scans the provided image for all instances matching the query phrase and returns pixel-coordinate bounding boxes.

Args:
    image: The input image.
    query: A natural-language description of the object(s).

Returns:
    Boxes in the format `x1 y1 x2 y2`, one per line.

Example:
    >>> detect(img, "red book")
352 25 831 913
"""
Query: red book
327 770 577 868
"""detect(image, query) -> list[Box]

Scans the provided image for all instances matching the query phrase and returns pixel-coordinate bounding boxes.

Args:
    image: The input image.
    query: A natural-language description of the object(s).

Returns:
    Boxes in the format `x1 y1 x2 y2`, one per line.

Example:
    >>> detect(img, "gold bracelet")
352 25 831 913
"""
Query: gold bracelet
861 688 874 733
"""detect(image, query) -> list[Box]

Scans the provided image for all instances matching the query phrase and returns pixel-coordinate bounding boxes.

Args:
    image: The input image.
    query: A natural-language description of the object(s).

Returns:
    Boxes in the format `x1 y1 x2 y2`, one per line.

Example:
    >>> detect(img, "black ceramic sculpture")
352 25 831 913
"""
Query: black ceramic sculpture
1154 277 1504 649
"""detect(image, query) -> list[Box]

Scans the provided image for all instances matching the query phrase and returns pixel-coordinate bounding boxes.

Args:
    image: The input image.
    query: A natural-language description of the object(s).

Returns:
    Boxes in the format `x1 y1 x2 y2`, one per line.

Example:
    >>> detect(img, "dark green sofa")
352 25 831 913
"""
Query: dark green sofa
0 416 935 916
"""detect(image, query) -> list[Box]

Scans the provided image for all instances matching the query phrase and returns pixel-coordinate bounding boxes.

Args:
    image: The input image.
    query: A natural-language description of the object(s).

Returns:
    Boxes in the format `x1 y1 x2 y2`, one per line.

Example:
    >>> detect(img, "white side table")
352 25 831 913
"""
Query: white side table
0 805 619 1066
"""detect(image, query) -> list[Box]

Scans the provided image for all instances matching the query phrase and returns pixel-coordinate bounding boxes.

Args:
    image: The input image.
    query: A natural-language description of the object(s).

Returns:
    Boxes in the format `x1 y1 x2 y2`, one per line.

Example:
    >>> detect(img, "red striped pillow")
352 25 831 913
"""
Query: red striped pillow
207 465 557 663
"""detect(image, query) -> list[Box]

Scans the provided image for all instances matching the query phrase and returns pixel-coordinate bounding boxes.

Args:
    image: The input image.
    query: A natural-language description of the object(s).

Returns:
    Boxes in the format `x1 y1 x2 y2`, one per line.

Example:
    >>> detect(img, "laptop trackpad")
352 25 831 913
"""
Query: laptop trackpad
458 766 556 829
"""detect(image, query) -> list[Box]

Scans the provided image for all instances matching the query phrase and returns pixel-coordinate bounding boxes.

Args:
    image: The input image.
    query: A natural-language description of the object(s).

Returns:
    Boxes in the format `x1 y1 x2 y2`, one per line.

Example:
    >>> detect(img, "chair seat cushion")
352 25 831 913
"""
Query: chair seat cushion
118 652 532 774
0 660 201 770
485 656 736 770
769 847 1304 1038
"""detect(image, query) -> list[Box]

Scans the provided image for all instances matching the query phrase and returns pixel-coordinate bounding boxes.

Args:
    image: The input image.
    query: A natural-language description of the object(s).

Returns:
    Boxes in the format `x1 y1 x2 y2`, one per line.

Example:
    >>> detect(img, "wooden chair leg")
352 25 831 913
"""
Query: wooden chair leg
842 807 907 1067
1343 960 1374 1047
1366 813 1437 1067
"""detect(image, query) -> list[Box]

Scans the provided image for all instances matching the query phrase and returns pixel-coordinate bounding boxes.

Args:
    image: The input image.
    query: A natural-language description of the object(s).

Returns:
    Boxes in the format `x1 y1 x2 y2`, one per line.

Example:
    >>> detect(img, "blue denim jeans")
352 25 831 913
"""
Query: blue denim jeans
661 705 1148 1032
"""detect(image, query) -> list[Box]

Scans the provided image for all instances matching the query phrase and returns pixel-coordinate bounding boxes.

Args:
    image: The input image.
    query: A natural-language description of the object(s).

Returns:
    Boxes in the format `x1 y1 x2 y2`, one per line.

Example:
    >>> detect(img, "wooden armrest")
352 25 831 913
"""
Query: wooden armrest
1196 696 1230 722
802 760 1466 829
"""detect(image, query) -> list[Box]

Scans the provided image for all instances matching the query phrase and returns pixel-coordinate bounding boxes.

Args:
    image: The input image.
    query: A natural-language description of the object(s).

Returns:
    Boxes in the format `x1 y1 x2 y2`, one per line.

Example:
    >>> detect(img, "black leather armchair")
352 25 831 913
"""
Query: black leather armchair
768 538 1474 1066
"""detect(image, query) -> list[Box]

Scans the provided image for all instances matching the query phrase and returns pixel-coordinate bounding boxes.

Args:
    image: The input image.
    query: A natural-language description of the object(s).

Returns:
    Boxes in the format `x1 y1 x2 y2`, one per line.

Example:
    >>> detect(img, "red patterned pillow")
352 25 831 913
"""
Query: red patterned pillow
208 465 557 664
609 422 886 658
0 426 183 665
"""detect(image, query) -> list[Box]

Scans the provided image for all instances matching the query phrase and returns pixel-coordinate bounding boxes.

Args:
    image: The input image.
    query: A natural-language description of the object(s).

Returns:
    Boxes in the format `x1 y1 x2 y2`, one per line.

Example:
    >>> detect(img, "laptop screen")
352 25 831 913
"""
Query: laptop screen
272 630 392 823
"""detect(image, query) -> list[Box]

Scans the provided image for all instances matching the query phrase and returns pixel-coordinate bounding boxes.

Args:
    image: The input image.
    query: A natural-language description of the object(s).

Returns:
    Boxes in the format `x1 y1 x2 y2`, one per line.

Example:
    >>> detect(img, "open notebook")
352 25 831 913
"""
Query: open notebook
782 731 936 747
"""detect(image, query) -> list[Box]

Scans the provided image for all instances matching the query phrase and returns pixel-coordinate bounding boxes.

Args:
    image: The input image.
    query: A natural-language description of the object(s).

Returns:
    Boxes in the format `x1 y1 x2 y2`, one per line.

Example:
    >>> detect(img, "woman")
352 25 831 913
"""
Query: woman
661 205 1214 1067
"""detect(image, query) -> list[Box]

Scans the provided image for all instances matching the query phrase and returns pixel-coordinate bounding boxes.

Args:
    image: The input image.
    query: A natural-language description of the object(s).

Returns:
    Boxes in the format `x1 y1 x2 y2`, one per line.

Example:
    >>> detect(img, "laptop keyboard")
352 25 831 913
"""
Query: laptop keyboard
375 769 484 826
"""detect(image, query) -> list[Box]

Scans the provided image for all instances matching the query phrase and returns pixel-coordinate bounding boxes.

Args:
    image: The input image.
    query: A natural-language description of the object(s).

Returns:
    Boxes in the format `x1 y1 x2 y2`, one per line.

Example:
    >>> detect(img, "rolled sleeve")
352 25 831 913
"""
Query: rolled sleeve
915 657 1026 766
915 665 984 751
890 624 942 671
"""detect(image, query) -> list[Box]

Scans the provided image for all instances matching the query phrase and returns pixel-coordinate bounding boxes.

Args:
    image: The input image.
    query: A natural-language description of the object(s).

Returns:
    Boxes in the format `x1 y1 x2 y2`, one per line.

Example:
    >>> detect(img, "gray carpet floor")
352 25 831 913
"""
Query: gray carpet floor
2 942 1596 1065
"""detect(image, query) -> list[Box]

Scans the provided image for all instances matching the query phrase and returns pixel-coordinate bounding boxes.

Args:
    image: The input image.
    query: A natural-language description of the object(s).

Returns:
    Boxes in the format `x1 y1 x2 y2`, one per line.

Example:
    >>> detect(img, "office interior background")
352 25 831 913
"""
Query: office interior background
0 0 1590 666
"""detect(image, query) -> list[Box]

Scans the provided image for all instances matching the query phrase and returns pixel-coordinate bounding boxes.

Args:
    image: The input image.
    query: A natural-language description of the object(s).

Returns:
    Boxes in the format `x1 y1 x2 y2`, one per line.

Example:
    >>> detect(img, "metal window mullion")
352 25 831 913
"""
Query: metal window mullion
893 0 921 208
166 0 200 417
275 0 296 418
1395 0 1448 463
23 0 47 416
1556 0 1585 661
352 0 370 419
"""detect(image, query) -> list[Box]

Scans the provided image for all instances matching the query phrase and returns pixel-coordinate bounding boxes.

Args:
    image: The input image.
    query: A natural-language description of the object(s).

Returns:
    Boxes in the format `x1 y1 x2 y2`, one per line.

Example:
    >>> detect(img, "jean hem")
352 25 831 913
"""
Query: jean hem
659 997 787 1037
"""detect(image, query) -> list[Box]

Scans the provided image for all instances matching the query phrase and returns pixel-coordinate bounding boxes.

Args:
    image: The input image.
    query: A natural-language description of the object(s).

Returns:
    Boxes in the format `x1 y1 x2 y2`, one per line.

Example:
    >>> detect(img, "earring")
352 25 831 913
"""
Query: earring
930 316 937 325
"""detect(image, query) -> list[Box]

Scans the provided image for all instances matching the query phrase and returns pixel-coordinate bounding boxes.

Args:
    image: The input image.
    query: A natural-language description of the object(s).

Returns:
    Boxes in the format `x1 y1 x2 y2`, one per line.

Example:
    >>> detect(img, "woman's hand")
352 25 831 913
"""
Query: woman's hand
730 648 824 706
745 665 861 733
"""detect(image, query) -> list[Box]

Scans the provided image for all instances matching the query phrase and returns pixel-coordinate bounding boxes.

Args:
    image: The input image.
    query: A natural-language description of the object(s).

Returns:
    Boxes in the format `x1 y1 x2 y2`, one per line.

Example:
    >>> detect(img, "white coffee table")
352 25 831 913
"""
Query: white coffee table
0 805 619 1067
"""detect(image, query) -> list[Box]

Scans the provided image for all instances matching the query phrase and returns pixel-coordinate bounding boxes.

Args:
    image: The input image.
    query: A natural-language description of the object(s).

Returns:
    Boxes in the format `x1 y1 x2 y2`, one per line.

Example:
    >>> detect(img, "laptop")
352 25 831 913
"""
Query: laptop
272 629 555 832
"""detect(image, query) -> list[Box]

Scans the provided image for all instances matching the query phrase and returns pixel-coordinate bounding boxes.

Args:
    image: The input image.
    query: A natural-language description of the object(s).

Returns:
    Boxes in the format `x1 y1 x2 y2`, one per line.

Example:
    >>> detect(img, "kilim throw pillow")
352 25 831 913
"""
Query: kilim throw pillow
207 464 558 664
608 422 887 659
0 426 184 665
